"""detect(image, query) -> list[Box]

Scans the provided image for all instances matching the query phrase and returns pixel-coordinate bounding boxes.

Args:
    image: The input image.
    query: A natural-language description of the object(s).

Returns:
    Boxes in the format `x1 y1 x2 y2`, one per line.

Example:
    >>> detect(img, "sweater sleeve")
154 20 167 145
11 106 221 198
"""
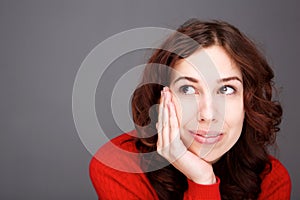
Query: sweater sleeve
258 157 291 200
183 177 221 200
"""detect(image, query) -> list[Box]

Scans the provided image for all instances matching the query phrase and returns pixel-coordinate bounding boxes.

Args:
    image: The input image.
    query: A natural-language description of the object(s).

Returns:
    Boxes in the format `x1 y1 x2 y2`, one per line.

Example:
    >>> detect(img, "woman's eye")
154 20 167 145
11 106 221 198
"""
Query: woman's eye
179 85 197 95
218 85 235 95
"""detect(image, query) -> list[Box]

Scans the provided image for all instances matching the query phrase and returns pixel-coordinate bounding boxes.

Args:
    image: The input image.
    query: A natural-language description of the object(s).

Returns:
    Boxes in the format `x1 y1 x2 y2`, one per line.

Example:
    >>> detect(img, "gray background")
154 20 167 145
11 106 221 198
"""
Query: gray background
1 0 299 199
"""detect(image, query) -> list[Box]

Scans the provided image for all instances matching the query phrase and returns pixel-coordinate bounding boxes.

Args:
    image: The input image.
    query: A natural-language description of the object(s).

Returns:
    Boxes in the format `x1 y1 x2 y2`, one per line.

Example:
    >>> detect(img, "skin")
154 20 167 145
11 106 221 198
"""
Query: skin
156 45 245 184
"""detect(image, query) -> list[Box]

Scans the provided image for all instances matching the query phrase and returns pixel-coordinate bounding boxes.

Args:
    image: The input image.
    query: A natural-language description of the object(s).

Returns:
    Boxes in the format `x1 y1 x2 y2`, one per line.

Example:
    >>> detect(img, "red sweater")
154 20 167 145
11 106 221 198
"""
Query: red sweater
90 130 291 199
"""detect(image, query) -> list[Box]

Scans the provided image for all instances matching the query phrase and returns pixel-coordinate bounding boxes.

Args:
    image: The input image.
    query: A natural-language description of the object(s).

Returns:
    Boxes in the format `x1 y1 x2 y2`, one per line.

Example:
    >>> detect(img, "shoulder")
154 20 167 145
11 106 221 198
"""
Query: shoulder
266 156 291 183
259 155 291 199
89 130 158 199
90 130 141 173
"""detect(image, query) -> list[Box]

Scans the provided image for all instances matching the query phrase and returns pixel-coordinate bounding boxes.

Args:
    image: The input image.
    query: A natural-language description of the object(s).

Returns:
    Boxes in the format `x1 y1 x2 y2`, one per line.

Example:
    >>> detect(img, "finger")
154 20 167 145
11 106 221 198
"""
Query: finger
156 90 164 148
168 100 179 142
156 90 164 132
162 89 170 146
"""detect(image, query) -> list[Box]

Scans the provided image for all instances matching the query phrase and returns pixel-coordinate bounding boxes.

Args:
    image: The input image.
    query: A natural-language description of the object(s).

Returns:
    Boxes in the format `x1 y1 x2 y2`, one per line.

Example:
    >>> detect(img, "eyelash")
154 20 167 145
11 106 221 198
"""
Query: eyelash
178 85 236 95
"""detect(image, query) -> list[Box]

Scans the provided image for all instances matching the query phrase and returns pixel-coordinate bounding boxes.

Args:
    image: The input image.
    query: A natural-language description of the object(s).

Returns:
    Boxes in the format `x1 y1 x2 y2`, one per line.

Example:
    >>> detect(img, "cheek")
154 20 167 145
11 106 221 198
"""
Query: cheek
225 98 244 129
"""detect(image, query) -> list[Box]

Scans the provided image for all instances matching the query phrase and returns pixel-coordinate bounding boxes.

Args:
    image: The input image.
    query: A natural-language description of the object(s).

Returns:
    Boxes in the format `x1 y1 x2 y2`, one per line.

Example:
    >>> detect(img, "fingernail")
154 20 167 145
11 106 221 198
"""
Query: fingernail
163 86 168 92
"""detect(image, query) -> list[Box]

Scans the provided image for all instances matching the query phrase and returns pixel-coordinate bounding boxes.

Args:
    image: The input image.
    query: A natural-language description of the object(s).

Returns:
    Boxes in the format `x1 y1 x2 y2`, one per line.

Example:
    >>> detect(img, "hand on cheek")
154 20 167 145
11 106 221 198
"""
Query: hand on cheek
156 87 187 161
156 87 216 185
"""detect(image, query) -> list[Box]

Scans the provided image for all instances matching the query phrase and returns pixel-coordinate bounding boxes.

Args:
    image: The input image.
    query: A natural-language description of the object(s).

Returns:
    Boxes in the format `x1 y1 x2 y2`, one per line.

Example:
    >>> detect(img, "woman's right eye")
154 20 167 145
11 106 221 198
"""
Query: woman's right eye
179 85 197 95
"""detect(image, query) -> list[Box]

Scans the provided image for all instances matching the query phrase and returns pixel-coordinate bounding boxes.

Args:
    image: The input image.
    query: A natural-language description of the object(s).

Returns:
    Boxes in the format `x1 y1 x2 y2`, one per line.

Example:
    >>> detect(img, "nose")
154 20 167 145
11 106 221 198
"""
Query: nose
197 94 218 123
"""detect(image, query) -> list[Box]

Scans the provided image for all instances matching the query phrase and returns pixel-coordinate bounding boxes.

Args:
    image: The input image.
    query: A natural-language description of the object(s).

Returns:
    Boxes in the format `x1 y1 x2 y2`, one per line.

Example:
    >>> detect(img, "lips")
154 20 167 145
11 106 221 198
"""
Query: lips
188 130 224 144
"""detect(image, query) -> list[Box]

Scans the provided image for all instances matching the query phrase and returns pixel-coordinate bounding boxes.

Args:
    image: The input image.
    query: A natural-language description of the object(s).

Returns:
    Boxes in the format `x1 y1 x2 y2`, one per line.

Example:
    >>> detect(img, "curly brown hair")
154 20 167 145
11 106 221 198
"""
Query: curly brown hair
131 19 282 200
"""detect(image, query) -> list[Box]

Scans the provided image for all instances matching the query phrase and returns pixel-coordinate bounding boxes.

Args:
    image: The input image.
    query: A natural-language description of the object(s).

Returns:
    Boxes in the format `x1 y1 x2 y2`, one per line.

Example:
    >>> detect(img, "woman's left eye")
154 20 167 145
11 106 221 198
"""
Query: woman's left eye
218 85 235 95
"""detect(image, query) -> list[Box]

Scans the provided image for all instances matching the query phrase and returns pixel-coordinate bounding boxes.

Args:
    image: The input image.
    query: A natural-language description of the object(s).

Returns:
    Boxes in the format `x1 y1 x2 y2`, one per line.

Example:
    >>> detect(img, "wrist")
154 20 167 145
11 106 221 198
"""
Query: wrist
191 172 216 185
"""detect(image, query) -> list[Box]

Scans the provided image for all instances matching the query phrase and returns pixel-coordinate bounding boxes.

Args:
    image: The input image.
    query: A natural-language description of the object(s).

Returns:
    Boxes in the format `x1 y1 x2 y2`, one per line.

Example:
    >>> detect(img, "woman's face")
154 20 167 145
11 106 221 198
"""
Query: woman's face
169 45 244 163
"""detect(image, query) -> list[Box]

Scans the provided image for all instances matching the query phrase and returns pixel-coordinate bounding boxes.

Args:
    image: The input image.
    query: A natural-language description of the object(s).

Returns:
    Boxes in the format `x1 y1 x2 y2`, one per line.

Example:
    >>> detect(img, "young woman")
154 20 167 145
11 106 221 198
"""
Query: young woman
90 19 291 199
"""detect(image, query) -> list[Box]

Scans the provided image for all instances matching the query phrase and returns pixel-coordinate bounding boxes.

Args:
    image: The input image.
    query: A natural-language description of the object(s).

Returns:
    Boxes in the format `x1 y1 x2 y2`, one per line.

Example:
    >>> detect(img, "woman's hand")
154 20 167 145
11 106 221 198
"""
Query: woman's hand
156 87 216 185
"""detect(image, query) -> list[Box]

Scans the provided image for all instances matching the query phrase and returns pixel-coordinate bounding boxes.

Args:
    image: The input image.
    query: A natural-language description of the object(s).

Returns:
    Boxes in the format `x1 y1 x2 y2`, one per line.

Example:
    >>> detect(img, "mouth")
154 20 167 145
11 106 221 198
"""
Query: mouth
188 130 224 144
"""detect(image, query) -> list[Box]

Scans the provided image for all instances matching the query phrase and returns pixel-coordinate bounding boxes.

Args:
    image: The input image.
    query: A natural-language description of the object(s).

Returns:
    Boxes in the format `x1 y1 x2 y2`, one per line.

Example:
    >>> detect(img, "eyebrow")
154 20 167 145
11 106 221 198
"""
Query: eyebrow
172 76 242 84
218 76 242 84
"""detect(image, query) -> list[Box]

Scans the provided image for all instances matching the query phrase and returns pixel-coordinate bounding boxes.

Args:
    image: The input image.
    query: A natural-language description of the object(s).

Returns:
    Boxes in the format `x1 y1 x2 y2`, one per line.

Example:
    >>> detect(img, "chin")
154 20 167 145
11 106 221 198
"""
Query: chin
200 146 232 164
202 154 222 164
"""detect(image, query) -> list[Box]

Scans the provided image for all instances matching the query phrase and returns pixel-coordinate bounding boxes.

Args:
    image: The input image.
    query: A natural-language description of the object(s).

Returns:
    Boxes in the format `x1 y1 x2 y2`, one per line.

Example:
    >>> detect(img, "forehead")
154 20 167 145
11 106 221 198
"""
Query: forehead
172 46 242 81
